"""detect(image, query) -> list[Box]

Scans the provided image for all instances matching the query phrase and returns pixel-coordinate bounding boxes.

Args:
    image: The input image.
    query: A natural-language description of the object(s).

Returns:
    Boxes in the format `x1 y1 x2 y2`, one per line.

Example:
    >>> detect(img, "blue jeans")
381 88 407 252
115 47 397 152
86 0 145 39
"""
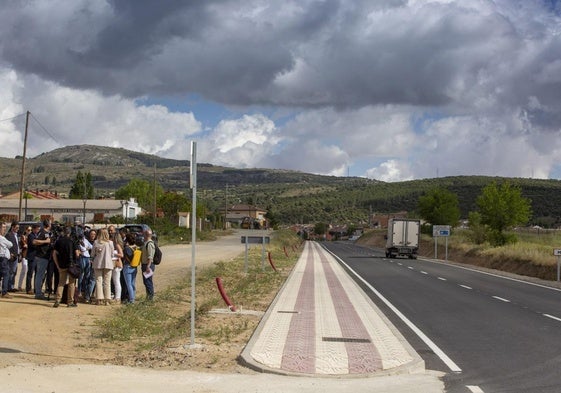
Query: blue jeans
78 256 91 295
8 258 18 290
34 256 49 297
0 257 9 295
141 263 155 300
122 264 137 303
26 257 36 292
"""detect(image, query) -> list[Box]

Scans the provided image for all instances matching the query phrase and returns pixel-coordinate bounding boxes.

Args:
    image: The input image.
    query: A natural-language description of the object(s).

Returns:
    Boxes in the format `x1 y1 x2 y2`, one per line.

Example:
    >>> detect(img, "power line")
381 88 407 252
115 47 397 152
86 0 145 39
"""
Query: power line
0 112 27 123
29 112 59 144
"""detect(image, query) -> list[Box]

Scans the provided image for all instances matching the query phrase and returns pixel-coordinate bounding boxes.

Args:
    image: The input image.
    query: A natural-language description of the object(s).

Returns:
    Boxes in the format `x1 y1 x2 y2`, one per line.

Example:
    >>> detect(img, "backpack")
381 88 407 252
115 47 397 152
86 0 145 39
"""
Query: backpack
148 240 162 265
131 248 142 268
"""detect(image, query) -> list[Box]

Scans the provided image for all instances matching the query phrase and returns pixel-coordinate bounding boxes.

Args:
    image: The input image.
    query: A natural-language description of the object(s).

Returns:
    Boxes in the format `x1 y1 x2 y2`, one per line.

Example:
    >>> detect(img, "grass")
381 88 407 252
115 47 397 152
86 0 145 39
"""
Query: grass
94 229 302 354
450 228 561 267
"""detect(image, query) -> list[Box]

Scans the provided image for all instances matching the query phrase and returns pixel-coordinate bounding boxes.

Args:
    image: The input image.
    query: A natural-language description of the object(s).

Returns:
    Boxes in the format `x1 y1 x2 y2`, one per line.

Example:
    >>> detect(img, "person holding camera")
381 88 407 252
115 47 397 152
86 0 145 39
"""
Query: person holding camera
52 226 80 308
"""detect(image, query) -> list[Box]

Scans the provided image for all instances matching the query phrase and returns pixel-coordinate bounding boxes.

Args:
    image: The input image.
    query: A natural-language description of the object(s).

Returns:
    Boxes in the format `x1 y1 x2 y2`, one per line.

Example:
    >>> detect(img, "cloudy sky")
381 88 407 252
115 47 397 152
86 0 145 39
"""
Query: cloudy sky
1 0 560 182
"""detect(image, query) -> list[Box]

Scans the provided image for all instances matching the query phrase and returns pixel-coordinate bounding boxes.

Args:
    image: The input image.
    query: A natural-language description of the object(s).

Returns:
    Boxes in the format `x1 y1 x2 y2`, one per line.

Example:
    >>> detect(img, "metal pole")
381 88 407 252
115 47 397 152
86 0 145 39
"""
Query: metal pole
557 256 561 281
190 141 197 346
262 236 266 271
445 236 448 262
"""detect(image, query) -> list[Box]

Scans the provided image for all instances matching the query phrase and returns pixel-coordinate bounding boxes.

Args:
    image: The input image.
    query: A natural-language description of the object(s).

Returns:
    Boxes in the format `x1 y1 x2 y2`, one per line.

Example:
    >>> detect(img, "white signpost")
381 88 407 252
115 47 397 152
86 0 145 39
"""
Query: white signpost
433 225 451 261
554 249 561 281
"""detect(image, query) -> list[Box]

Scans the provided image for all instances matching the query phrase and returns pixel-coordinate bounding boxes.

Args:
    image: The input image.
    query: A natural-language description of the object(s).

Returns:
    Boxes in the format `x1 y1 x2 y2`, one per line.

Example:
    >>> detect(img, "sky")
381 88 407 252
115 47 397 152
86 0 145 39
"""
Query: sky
1 0 561 182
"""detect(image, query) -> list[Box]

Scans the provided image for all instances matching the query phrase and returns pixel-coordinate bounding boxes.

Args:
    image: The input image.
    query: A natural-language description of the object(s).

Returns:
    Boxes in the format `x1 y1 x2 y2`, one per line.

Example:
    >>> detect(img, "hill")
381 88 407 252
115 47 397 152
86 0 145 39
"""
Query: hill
2 145 561 226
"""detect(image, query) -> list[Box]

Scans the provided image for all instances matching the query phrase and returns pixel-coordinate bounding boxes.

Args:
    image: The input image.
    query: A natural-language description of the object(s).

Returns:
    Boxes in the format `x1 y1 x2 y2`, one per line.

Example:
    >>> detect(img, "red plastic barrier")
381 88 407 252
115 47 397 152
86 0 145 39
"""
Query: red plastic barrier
215 277 236 312
267 252 278 272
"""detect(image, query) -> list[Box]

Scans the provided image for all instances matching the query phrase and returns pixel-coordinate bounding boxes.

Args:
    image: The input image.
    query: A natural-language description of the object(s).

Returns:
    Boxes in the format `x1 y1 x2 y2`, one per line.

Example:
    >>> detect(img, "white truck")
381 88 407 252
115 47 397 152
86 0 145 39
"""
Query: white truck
385 218 420 259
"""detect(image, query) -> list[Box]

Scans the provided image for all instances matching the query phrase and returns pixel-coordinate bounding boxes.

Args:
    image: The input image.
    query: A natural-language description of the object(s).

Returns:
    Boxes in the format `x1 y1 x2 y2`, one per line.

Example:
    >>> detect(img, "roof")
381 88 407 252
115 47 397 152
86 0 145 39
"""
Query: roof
0 198 123 209
2 190 61 200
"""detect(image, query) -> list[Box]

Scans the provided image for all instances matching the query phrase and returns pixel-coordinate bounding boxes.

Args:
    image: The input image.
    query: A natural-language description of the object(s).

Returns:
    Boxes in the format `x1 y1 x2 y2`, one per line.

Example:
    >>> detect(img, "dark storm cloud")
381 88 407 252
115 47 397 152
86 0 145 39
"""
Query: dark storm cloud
0 0 560 115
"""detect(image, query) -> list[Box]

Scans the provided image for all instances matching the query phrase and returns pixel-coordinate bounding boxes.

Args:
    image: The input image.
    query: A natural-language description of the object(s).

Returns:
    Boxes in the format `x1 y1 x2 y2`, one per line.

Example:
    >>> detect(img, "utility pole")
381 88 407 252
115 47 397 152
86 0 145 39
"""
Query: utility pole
224 184 228 230
18 111 30 221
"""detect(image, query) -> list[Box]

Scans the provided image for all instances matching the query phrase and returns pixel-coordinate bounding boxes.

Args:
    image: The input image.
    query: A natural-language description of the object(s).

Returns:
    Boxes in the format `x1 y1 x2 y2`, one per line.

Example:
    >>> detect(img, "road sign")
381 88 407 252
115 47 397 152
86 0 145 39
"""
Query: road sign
241 236 270 244
433 225 451 237
554 249 561 256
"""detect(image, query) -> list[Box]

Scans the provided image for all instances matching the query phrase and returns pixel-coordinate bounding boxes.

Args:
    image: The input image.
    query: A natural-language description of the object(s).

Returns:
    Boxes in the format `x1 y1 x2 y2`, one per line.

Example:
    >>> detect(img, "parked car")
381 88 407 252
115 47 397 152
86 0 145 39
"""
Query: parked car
118 223 158 244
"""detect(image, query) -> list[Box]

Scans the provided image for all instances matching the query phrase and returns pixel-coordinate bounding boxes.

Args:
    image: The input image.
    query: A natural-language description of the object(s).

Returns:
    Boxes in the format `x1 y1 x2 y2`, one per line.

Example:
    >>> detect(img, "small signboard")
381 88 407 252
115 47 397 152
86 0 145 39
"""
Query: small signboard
241 236 270 244
554 249 561 256
433 225 451 237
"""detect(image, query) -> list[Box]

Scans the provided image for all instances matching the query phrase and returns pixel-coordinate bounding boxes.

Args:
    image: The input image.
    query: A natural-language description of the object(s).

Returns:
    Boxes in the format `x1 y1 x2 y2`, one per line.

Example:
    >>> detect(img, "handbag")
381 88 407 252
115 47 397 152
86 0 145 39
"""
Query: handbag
68 263 81 279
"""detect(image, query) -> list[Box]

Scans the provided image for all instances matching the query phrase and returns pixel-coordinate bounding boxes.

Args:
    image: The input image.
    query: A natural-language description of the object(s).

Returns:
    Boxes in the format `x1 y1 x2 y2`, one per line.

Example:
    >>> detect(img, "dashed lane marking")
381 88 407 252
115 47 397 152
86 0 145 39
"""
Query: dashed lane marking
437 277 447 281
459 285 472 290
492 296 510 303
467 386 485 393
544 313 561 322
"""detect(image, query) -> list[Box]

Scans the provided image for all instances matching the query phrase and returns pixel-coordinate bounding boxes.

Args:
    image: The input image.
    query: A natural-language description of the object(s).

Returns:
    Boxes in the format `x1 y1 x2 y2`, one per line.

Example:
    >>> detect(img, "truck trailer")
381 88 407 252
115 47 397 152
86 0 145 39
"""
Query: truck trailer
385 218 420 259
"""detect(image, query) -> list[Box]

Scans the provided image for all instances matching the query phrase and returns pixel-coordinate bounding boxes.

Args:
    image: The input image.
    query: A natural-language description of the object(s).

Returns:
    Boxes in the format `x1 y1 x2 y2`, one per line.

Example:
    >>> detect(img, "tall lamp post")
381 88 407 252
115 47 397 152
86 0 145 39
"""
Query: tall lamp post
82 181 87 225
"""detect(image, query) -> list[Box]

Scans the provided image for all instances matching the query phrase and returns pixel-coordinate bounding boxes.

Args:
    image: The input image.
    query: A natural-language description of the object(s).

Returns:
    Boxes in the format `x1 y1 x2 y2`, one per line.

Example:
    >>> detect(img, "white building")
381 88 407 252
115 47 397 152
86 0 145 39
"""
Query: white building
0 197 140 224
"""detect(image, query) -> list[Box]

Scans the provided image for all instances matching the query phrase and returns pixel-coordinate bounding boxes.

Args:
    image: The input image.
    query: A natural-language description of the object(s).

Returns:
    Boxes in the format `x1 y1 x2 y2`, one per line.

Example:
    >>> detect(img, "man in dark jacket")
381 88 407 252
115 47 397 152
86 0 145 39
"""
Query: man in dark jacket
25 223 40 294
33 220 52 300
5 221 20 292
52 226 79 308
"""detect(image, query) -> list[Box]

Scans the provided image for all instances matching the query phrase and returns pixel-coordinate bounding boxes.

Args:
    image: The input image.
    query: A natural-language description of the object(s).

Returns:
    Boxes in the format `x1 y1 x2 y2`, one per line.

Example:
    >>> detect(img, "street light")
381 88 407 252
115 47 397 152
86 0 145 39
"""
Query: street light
82 182 87 225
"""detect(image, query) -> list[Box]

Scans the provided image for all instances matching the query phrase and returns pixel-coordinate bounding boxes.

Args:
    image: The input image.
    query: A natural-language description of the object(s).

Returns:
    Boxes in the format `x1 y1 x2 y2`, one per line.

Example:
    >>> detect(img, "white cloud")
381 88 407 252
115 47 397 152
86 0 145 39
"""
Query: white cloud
199 114 280 168
365 160 414 182
0 68 201 160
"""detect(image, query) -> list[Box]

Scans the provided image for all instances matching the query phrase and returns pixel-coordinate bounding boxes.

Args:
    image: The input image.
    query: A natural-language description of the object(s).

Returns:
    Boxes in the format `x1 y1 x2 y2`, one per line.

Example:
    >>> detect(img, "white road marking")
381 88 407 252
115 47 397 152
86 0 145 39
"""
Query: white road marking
420 271 428 275
544 313 561 322
420 257 561 292
397 262 403 266
324 247 462 373
408 266 414 270
459 285 472 290
492 296 510 303
438 277 447 281
466 385 485 393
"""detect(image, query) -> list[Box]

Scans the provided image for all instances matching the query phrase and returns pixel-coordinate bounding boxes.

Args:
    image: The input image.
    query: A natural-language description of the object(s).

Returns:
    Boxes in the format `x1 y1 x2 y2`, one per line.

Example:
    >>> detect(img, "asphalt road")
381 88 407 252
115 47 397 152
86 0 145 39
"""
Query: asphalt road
322 241 561 393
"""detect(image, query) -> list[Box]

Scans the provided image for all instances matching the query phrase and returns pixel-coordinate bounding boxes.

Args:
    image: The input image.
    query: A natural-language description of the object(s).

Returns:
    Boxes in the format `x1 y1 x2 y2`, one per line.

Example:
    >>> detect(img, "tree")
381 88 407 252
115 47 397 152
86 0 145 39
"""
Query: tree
314 222 328 237
476 181 531 246
417 188 461 226
159 192 190 223
115 178 164 214
69 171 94 199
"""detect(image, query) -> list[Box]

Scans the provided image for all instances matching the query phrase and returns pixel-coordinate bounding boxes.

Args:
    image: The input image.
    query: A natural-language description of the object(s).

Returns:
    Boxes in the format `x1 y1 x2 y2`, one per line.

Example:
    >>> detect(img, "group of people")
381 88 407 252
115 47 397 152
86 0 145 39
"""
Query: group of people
0 219 157 307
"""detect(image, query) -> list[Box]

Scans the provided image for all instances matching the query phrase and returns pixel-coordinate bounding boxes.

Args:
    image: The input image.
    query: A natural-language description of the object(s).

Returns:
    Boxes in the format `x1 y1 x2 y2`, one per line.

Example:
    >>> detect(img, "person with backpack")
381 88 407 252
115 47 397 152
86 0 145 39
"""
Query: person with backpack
122 233 141 304
141 229 156 301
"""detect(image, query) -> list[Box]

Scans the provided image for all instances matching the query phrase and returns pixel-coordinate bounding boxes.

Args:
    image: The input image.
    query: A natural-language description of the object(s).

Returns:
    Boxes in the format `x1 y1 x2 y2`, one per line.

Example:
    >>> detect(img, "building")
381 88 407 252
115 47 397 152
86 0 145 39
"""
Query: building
226 204 267 229
0 194 140 224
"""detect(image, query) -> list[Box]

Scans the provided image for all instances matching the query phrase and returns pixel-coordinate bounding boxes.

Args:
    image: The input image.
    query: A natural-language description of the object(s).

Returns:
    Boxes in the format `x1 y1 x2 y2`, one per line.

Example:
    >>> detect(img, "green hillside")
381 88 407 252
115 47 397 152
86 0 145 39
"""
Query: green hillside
2 145 561 226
